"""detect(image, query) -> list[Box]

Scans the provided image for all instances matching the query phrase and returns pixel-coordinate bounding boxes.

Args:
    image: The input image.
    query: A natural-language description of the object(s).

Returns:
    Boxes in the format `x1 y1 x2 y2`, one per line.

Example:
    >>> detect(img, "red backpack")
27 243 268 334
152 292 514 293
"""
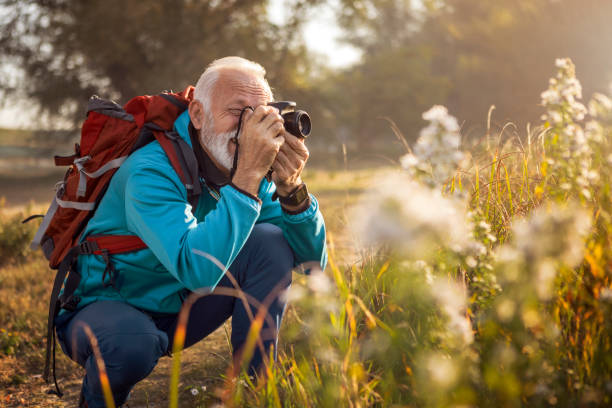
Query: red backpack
30 86 200 396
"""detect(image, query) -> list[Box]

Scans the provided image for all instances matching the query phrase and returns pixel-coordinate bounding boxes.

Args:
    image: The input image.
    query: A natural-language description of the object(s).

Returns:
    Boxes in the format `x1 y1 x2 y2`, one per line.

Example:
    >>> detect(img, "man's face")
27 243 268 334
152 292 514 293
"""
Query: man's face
199 69 272 170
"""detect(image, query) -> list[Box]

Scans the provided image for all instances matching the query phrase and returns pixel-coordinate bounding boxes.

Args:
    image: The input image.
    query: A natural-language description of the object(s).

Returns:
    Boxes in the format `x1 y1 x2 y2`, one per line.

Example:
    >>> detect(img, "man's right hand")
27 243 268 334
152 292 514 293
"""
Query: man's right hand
232 105 285 196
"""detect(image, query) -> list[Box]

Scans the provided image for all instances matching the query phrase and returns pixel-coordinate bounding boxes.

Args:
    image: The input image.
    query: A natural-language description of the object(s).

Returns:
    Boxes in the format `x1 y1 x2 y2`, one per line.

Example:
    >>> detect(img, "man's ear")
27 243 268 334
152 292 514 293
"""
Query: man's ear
188 99 205 130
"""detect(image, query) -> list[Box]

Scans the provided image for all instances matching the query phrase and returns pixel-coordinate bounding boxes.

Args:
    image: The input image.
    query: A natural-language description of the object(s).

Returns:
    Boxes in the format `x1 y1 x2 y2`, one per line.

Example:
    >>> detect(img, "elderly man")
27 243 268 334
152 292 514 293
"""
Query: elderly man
54 56 327 407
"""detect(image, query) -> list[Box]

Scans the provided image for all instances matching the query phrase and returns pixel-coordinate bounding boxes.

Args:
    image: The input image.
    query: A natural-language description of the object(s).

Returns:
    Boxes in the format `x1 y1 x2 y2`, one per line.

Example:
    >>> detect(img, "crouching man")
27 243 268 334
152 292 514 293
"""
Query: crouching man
54 56 327 407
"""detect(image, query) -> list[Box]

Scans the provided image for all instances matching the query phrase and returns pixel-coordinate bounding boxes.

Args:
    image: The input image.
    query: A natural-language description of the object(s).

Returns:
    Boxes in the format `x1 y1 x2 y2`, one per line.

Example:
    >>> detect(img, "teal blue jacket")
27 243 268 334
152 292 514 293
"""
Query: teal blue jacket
68 111 327 314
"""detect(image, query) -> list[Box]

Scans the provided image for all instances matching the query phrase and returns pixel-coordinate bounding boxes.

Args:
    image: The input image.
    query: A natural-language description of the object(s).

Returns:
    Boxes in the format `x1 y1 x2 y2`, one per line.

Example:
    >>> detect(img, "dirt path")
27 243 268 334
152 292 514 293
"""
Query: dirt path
2 327 231 407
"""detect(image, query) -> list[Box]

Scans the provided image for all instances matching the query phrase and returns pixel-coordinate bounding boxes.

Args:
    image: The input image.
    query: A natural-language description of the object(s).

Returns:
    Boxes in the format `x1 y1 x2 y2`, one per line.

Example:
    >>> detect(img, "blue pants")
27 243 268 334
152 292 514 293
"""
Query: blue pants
55 223 294 408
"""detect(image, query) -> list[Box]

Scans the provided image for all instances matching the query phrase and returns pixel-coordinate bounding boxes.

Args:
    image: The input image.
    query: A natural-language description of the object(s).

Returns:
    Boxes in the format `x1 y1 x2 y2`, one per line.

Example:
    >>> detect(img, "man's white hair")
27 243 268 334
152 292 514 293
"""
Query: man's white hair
193 56 273 115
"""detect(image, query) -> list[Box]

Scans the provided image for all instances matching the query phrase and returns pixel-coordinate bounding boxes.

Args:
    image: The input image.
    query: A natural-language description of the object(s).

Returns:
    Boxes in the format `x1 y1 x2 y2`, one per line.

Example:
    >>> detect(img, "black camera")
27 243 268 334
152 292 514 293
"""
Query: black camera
267 101 311 138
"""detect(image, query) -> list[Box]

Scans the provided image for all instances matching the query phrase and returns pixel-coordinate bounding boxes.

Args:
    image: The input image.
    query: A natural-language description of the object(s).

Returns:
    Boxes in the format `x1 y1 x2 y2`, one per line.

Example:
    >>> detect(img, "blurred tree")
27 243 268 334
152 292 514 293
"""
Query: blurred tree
325 0 450 151
422 0 612 129
336 0 421 52
332 0 612 148
323 46 450 150
0 0 322 129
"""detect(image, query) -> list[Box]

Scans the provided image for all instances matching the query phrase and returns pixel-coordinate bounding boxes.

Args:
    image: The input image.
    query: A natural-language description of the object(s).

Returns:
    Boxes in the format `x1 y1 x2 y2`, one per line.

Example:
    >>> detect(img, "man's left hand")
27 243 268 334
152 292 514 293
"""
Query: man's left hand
271 131 309 196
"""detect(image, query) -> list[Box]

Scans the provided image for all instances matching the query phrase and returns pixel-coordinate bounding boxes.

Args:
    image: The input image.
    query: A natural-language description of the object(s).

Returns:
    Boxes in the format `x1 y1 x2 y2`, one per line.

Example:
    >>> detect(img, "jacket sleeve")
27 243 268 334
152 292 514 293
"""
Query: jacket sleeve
257 180 328 272
124 164 261 292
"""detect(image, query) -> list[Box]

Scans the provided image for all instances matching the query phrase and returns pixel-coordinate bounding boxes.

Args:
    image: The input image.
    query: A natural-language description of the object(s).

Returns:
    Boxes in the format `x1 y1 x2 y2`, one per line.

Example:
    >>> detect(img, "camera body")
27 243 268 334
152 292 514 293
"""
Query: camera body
267 101 311 138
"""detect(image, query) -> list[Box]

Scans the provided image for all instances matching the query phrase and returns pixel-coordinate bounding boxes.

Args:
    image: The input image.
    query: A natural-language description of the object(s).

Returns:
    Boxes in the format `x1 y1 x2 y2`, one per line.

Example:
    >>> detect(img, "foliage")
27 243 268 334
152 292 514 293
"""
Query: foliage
0 328 23 356
329 0 612 148
0 0 322 130
3 0 612 152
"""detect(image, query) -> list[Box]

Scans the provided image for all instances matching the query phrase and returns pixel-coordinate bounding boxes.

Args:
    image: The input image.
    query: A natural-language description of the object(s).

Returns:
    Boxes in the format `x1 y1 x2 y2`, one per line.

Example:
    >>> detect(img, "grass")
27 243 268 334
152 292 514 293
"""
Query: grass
0 165 374 407
0 128 34 146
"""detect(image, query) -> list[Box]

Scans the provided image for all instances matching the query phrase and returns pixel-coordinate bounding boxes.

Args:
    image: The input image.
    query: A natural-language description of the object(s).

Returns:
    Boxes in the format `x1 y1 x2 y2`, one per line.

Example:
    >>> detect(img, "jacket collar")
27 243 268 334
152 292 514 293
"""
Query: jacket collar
173 111 231 190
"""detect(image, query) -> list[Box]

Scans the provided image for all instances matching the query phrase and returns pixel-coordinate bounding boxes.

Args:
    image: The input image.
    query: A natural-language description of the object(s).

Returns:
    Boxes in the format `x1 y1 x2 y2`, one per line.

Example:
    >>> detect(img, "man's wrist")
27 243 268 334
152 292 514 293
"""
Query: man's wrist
231 168 261 197
280 194 311 214
275 178 303 197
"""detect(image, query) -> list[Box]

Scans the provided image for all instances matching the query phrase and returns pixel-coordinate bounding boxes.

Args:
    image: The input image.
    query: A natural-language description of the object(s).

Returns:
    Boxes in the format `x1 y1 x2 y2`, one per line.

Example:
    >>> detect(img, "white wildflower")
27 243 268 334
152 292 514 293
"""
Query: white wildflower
191 387 199 396
555 58 570 69
541 58 587 125
495 246 522 267
478 221 491 232
422 105 459 132
585 120 604 144
426 353 459 388
465 256 477 268
522 307 541 329
350 172 472 257
600 288 612 303
496 299 516 322
549 110 563 124
588 93 612 117
535 259 557 300
541 89 561 106
316 347 339 363
284 285 305 302
400 152 419 173
412 260 434 284
466 241 487 257
539 59 601 201
408 105 465 186
430 278 473 345
512 203 591 268
308 271 332 294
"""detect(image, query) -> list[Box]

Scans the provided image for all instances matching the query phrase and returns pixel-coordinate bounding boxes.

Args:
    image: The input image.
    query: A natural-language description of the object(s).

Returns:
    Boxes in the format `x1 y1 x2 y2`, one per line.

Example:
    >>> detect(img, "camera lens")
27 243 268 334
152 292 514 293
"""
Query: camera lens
297 111 311 137
284 110 311 138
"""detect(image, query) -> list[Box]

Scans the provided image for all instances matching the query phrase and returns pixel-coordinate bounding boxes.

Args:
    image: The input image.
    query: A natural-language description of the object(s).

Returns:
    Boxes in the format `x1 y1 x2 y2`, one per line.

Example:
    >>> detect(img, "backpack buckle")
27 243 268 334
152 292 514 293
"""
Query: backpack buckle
79 240 97 255
59 295 81 312
164 130 178 141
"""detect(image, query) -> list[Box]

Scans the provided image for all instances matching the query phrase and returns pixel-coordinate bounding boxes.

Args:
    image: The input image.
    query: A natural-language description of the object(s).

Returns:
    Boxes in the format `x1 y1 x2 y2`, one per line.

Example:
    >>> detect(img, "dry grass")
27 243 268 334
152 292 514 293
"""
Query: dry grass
0 166 378 407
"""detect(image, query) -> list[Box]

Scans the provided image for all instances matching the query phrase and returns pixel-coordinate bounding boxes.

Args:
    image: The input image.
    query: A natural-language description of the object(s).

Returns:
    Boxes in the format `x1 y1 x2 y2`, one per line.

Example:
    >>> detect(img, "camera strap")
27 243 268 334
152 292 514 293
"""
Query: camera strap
230 106 254 180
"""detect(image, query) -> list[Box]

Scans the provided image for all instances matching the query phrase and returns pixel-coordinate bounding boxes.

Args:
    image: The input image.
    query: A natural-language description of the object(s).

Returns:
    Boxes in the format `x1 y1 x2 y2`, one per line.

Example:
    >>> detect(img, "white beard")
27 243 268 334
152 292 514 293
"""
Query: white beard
199 123 235 171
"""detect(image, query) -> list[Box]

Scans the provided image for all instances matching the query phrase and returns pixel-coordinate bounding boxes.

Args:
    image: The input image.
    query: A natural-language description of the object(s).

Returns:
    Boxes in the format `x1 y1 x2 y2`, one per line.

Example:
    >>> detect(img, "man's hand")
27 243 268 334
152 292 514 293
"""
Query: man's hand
271 131 309 196
232 106 285 196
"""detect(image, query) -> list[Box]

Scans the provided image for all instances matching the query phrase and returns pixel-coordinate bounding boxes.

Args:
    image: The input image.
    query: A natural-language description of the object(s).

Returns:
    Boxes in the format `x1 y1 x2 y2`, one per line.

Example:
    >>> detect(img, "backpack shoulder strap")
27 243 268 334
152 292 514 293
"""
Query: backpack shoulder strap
129 90 200 210
154 126 201 210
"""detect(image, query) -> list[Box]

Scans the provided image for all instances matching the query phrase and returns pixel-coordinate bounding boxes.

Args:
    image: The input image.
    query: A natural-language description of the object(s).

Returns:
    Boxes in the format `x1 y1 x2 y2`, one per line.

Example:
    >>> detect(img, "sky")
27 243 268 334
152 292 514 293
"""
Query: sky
0 1 361 129
269 0 361 68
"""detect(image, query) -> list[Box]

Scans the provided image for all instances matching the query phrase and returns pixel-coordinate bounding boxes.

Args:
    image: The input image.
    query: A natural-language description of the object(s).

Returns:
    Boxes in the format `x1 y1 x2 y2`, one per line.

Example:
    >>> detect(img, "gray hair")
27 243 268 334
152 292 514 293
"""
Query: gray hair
193 56 273 115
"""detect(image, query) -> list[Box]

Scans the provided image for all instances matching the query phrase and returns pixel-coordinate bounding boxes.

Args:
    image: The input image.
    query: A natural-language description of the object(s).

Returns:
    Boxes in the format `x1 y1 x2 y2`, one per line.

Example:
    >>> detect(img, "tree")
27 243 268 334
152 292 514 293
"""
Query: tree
0 0 321 129
331 0 612 148
421 0 612 128
323 0 450 150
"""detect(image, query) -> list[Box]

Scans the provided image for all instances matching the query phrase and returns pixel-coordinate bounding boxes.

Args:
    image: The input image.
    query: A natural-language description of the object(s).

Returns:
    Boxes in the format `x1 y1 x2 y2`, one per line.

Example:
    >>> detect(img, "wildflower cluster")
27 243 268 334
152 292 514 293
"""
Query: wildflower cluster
0 328 24 356
401 105 465 188
541 58 587 125
0 200 36 266
351 173 471 257
540 58 600 200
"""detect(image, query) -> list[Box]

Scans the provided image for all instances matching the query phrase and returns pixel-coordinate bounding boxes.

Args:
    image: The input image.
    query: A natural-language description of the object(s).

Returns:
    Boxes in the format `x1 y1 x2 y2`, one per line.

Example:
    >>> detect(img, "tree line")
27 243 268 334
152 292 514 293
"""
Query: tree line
1 0 611 154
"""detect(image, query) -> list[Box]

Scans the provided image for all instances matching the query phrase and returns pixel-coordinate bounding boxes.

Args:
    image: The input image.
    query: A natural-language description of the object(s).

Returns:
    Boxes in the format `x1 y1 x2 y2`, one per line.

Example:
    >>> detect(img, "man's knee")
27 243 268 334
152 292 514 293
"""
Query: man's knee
57 301 168 384
99 332 167 387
